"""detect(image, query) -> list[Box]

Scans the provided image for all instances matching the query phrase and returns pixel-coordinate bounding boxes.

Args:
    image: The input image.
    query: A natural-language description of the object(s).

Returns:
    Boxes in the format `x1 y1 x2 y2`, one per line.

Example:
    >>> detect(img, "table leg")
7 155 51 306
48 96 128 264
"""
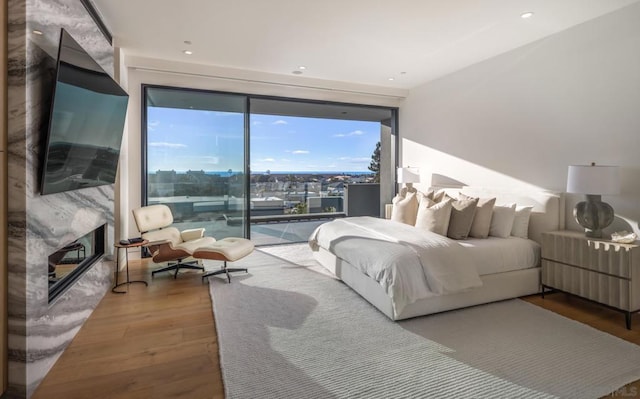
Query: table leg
112 247 125 294
112 246 148 293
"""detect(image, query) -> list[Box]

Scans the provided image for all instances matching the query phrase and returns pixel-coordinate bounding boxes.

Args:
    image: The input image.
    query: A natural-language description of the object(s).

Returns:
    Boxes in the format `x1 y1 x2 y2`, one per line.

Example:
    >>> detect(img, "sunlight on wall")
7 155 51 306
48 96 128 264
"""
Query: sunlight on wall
402 138 549 192
402 138 640 236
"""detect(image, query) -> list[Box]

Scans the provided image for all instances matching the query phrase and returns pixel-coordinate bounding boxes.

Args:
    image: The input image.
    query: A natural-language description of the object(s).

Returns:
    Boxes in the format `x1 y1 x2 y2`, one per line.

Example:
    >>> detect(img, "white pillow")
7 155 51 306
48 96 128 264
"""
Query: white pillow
415 197 453 236
391 191 419 225
489 204 516 238
511 206 533 239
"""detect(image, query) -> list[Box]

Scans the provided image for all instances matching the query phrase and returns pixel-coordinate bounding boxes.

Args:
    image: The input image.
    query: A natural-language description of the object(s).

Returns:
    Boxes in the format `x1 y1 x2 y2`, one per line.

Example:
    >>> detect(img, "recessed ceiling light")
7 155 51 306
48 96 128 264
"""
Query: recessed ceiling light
388 77 395 81
33 30 43 35
521 12 534 19
183 50 193 55
298 66 307 70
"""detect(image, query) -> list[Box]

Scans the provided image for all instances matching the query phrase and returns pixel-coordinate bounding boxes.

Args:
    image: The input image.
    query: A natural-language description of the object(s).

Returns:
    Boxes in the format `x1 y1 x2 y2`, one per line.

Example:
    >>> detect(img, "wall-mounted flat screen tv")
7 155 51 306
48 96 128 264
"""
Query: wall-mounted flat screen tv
40 28 129 195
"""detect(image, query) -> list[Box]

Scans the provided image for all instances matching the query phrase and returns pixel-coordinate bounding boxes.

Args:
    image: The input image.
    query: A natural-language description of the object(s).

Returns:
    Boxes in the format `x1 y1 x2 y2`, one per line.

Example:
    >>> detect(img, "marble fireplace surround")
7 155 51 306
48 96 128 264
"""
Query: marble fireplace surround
7 0 116 397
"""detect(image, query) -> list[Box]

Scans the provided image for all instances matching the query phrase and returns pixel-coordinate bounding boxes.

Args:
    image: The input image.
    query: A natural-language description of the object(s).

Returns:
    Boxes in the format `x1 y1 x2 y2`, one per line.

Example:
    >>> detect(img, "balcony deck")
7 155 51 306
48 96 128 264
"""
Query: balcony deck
168 213 341 247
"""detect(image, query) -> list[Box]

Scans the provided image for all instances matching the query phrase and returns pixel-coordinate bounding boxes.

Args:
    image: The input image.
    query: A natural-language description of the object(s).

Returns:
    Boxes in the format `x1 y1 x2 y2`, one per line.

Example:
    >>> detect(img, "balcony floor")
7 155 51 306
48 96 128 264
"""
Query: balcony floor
168 217 329 247
250 219 327 246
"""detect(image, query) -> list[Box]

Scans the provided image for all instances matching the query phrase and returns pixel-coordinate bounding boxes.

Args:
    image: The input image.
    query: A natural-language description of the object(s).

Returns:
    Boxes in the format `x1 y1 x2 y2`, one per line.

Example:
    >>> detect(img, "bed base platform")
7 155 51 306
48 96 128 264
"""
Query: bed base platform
313 246 541 321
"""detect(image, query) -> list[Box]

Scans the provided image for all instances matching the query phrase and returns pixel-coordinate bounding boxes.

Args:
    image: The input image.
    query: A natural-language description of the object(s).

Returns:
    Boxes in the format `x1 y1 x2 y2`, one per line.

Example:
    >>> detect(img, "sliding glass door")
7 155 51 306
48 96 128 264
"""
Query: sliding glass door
142 86 248 238
249 98 395 245
142 86 397 244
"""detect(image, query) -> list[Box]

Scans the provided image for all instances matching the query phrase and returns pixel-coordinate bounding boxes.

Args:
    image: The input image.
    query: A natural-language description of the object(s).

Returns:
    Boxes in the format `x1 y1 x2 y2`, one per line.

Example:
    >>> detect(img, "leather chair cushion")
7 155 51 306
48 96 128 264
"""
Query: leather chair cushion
132 204 174 232
176 236 217 254
193 238 255 262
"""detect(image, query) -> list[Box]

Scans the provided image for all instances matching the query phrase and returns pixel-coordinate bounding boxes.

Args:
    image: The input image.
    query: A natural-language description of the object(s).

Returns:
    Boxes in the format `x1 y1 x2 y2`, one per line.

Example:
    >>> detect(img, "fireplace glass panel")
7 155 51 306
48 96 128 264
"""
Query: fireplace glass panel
48 224 105 303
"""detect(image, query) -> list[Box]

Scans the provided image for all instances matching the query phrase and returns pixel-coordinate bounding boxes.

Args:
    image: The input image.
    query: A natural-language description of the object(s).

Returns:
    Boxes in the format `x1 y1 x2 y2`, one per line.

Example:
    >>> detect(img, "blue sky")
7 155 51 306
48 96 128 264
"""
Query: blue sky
147 107 380 173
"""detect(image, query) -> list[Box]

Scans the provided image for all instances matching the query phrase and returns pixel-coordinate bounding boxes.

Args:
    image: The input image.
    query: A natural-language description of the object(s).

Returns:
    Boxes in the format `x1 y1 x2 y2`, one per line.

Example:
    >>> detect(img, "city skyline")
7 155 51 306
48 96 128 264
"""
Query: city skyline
146 107 381 173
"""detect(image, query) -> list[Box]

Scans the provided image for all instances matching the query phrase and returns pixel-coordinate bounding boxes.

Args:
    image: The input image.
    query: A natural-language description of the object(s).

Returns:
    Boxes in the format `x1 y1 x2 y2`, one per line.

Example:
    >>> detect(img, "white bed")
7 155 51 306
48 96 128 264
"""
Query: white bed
310 187 565 320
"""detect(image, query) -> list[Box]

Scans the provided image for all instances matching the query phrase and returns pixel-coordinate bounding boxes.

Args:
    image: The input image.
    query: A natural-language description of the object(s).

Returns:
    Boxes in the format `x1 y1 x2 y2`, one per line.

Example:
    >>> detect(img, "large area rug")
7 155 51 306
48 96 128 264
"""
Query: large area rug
207 244 640 399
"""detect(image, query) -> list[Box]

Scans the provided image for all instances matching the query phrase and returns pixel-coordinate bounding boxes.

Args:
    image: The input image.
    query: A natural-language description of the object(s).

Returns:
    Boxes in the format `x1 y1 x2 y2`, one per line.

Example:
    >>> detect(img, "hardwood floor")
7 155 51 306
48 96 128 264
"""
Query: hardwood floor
32 259 640 399
32 259 225 399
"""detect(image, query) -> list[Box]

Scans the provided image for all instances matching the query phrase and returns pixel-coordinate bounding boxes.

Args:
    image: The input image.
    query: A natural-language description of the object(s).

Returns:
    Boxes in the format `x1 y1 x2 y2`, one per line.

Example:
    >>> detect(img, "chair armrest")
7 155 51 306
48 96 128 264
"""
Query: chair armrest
181 228 205 242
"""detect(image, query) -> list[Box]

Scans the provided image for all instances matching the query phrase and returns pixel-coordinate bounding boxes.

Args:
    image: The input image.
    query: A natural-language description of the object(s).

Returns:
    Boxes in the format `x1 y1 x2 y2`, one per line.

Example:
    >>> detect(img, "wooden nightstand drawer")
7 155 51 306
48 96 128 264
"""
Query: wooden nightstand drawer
541 231 638 278
542 259 633 311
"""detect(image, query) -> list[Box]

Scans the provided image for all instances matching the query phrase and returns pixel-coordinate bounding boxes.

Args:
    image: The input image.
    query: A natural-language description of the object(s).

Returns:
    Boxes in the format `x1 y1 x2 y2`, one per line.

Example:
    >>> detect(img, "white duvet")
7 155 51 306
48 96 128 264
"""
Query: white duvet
309 217 482 314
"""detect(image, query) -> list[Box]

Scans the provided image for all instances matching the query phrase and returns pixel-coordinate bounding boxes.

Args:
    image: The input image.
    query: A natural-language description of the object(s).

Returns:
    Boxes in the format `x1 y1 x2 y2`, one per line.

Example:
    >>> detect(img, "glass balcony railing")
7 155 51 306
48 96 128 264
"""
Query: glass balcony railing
147 172 376 244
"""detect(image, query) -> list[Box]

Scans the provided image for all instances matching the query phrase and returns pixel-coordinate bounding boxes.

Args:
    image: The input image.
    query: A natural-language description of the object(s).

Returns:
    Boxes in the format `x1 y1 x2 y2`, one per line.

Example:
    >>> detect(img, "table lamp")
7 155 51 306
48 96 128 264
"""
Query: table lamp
566 163 620 238
397 167 420 195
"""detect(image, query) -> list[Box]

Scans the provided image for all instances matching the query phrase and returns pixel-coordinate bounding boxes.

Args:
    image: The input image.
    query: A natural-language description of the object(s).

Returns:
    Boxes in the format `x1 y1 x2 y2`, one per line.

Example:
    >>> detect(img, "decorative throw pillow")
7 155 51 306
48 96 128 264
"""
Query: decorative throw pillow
446 197 479 240
415 197 453 236
459 193 496 239
432 189 447 203
416 190 435 204
489 203 517 238
511 205 533 239
391 191 419 225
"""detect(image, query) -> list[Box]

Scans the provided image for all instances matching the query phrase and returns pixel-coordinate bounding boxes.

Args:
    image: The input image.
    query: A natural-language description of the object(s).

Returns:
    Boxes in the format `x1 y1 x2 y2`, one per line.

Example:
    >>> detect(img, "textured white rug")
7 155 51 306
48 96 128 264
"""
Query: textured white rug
208 244 640 399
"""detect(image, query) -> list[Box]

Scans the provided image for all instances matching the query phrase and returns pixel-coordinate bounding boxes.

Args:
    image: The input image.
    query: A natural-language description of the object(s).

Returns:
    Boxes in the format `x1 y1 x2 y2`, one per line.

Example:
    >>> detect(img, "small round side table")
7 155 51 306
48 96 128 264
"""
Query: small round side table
113 240 149 294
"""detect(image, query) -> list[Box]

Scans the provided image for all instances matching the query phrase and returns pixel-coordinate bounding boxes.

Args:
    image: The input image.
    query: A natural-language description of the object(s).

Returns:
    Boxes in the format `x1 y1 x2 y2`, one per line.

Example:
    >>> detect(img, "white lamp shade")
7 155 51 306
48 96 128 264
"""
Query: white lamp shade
397 167 420 184
566 165 620 195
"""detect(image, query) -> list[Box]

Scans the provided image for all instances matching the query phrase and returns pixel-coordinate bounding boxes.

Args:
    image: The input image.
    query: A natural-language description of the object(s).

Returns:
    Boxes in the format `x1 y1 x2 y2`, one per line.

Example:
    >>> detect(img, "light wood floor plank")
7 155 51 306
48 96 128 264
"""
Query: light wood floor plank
31 260 640 399
32 260 224 399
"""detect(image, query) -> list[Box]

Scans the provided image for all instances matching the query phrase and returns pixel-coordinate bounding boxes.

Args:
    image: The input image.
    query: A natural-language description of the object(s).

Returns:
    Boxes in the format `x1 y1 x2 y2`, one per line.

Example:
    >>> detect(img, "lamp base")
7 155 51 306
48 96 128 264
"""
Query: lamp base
400 183 417 196
574 194 614 239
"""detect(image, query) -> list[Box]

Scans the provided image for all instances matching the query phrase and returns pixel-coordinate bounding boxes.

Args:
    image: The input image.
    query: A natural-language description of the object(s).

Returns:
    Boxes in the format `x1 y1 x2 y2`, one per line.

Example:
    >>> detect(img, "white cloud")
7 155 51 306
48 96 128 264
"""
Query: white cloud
333 130 365 138
147 120 160 131
273 120 288 125
201 156 220 164
261 158 276 162
292 150 310 154
149 142 187 148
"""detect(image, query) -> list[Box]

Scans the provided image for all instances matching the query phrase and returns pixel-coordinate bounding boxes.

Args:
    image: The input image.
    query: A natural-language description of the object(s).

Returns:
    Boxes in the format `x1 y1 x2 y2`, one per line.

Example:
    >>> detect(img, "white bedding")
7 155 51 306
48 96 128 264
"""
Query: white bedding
309 217 483 314
459 237 540 276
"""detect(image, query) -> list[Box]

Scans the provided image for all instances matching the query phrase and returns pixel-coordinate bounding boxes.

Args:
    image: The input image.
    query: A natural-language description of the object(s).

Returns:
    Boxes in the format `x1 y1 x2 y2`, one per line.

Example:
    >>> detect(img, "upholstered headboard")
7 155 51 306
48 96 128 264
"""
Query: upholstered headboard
433 186 565 245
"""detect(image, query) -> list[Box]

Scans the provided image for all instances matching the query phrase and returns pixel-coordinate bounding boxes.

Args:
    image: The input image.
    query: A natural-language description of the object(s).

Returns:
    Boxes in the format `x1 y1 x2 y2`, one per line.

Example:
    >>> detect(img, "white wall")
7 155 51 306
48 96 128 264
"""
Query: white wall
400 3 640 236
118 56 405 241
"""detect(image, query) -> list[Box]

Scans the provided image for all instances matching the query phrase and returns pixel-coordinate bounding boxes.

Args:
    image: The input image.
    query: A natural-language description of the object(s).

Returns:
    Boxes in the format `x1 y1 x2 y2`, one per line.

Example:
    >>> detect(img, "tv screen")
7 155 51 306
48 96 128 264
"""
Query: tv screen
40 29 129 195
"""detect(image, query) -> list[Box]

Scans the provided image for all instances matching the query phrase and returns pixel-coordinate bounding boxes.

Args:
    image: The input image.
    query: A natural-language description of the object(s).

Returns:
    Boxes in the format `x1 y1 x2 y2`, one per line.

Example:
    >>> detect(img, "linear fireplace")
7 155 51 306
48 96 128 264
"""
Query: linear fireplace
48 224 106 303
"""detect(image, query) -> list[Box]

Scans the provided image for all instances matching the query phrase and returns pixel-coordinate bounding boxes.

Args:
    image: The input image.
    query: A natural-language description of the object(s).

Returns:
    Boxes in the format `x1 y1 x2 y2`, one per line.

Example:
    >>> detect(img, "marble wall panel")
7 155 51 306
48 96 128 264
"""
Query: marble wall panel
6 0 116 397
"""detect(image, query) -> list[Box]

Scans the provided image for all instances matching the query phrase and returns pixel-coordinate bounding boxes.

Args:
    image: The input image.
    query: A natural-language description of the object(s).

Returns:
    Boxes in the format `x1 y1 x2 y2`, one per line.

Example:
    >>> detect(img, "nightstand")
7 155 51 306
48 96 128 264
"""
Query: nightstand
541 230 640 329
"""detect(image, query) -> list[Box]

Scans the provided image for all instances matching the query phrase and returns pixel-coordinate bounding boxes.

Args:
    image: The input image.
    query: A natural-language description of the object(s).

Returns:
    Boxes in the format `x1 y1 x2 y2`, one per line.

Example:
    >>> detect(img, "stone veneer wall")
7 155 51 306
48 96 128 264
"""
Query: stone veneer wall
7 0 115 397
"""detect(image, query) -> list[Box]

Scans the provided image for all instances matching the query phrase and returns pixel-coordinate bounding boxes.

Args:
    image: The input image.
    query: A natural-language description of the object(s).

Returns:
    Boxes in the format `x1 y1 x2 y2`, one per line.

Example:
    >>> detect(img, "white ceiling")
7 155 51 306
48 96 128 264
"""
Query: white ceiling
92 0 640 89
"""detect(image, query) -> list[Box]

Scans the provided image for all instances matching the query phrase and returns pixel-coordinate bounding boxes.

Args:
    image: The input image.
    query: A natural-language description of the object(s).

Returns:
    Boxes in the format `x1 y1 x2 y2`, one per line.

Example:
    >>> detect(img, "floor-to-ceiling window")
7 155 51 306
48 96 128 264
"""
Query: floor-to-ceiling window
142 86 248 239
142 86 397 245
249 98 395 245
